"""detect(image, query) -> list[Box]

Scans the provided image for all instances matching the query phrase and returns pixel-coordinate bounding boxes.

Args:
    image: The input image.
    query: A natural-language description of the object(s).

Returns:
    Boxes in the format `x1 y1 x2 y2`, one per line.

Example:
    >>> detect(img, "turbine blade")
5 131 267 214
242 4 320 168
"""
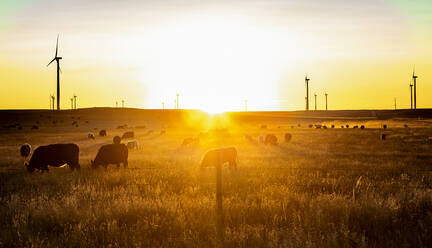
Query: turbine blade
47 58 55 67
55 34 59 57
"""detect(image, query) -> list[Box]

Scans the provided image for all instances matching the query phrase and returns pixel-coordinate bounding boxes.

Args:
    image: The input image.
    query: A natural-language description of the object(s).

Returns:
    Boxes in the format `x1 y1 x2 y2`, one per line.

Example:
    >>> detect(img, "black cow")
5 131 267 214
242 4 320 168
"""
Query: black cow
25 144 80 173
91 144 128 169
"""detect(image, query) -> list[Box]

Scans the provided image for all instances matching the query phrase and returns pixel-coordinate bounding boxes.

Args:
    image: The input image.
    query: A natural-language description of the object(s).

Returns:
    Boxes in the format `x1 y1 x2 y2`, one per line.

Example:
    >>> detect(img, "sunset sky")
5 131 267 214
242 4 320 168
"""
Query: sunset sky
1 0 431 112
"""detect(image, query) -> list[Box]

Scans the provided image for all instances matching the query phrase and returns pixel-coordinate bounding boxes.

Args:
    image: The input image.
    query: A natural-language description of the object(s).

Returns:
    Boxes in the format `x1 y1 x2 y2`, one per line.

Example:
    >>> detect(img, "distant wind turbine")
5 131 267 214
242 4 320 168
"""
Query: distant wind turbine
47 35 62 110
412 69 418 110
73 94 77 109
305 75 310 111
70 97 73 109
314 93 317 111
325 92 328 111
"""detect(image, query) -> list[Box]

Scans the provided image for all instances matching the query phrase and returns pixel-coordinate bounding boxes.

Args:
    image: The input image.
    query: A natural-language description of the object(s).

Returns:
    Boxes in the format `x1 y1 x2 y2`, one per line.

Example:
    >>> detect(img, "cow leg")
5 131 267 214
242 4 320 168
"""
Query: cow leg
123 160 128 168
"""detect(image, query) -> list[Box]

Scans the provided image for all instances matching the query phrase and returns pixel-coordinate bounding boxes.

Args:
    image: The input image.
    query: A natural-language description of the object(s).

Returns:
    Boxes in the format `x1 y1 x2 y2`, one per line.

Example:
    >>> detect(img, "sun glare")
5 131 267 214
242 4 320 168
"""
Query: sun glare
136 14 298 111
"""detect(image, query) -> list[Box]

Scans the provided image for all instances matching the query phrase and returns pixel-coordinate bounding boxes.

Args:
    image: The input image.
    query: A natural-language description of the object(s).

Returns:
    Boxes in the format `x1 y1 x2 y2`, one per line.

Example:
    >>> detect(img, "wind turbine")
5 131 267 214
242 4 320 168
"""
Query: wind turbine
47 35 62 110
409 82 413 110
325 92 328 111
73 94 77 109
314 93 317 111
412 69 418 110
70 97 73 109
305 75 310 111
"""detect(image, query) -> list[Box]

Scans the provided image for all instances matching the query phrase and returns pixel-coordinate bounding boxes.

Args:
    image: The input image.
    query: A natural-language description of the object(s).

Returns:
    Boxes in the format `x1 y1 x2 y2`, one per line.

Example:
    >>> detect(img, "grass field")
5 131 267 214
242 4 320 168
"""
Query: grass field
1 109 432 247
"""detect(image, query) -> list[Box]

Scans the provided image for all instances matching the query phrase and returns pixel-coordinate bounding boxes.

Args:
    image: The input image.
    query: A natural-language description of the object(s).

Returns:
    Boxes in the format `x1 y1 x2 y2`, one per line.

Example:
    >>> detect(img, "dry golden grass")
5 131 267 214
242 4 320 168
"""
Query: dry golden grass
1 111 432 247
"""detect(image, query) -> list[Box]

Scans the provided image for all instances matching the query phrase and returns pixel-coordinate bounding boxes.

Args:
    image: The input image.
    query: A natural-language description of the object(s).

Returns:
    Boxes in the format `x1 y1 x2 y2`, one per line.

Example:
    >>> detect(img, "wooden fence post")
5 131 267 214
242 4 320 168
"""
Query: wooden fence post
216 153 224 244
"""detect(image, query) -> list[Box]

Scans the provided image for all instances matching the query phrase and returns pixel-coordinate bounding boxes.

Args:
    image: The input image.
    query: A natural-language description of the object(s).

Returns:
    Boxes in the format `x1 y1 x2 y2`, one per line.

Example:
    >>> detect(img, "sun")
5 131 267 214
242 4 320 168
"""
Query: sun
135 13 299 111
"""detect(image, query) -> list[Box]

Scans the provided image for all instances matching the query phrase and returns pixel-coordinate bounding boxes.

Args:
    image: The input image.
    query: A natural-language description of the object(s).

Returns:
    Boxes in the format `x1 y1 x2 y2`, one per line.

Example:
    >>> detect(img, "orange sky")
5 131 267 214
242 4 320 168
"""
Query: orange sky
0 0 431 112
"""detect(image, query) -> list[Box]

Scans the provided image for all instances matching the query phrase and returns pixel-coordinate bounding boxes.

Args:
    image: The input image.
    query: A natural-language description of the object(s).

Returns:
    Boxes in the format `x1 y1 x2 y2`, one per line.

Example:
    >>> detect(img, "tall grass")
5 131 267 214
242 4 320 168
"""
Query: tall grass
1 124 432 247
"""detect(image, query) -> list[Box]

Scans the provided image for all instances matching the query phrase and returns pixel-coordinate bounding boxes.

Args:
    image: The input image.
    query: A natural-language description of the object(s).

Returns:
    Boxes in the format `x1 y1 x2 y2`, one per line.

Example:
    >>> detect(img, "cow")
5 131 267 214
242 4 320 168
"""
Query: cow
265 134 278 145
182 137 199 147
201 147 237 169
91 144 128 169
88 133 95 139
284 133 292 143
127 140 139 150
122 131 134 139
24 144 80 173
99 129 107 137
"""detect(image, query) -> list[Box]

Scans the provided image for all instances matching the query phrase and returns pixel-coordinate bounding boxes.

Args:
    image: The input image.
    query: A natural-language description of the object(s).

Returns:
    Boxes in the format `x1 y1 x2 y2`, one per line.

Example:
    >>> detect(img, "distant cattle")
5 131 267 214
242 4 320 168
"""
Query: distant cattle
24 144 80 172
323 125 327 129
201 147 237 169
265 134 278 145
360 125 365 129
259 135 265 144
99 129 107 137
72 121 78 125
113 136 121 144
127 140 139 150
331 125 335 128
88 133 95 139
146 130 154 136
315 124 322 129
91 144 128 169
121 131 134 139
117 125 125 129
381 134 386 140
308 124 313 128
182 137 199 147
20 143 31 157
404 124 409 128
244 134 254 142
353 125 358 129
383 124 387 129
341 125 344 128
284 133 292 143
346 124 350 128
136 125 146 129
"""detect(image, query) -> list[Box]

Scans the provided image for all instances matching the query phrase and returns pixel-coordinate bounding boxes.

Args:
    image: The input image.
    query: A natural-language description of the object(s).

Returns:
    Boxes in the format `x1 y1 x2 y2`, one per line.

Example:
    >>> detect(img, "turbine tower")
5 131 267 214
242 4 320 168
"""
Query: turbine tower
413 70 418 110
325 92 328 111
314 93 317 111
47 35 62 110
73 94 77 109
176 93 179 109
70 97 73 109
122 100 124 108
162 102 165 110
50 95 55 110
245 99 248 112
409 83 413 110
305 75 310 111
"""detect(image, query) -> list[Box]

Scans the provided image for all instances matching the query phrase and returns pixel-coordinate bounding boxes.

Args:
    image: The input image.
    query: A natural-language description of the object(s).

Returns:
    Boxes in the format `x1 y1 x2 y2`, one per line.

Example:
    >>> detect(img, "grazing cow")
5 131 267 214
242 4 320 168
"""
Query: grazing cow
113 136 121 144
383 124 387 129
346 124 350 128
20 143 31 157
265 134 278 145
88 133 95 139
308 124 313 128
381 134 386 140
284 133 292 143
91 144 128 169
259 135 265 144
341 125 344 128
315 124 322 129
117 125 125 129
201 147 237 169
24 144 80 172
127 140 139 150
360 125 365 129
404 124 408 128
121 131 134 139
182 137 199 147
244 134 254 142
99 129 107 137
353 125 358 129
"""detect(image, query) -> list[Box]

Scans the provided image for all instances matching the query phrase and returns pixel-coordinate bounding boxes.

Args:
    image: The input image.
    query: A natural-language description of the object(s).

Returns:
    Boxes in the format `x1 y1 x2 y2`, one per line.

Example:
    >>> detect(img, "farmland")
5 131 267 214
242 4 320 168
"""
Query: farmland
1 108 432 247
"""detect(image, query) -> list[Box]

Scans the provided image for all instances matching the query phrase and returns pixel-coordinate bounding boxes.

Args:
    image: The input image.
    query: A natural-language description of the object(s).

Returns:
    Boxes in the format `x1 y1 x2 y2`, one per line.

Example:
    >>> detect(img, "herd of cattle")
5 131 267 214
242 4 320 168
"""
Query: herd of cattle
17 122 400 173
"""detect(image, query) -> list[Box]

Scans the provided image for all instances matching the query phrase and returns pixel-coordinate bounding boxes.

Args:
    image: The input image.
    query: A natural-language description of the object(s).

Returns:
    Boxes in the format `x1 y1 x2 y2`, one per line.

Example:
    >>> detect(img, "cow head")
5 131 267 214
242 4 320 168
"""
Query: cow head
24 161 35 173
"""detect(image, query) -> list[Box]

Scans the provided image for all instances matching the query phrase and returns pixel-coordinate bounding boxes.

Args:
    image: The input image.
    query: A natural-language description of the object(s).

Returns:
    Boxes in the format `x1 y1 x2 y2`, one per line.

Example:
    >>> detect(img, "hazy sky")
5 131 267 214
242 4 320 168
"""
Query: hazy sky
1 0 431 111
